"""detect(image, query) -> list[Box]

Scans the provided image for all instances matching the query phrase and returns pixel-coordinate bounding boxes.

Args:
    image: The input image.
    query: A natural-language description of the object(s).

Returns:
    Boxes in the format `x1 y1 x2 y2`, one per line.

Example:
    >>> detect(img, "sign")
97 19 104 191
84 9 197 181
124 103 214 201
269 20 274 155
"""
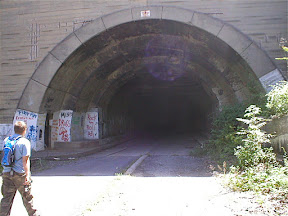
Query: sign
13 109 39 150
141 10 151 18
84 112 99 139
51 110 73 147
259 69 284 92
58 110 73 142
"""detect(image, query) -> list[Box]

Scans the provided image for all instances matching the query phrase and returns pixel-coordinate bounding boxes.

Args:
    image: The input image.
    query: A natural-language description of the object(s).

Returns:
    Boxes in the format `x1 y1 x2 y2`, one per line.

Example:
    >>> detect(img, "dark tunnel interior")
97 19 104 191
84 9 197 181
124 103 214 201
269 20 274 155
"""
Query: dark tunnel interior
107 72 217 136
39 19 261 139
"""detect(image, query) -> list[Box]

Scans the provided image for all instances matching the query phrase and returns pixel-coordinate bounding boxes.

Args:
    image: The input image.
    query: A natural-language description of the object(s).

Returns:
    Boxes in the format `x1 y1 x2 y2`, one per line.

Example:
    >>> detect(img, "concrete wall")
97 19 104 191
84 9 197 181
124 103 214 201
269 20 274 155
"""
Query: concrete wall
71 112 85 141
0 124 13 148
265 115 288 152
0 0 287 124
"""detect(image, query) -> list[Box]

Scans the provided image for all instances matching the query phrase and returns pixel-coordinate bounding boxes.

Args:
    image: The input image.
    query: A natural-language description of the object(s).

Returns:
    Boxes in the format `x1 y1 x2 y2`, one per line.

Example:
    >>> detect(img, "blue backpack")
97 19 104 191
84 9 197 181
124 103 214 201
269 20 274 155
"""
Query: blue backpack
1 136 22 167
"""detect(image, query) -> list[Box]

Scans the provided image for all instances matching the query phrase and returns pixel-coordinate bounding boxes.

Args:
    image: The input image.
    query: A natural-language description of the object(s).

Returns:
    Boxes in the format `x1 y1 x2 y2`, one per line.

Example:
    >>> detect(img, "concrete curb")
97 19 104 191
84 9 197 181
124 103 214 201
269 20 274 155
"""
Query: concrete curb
31 136 135 161
124 154 148 175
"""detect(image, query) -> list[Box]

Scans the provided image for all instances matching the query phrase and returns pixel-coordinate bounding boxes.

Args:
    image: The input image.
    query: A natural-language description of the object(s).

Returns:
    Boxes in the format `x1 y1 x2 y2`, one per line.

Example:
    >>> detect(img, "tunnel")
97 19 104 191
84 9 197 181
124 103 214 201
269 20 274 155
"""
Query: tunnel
20 8 270 141
107 71 216 136
39 19 262 138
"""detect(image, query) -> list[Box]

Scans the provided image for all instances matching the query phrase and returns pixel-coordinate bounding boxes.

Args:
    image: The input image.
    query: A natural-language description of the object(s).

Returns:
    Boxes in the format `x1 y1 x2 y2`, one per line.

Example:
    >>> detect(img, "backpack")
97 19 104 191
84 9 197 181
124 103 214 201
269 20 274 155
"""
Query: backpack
1 135 22 167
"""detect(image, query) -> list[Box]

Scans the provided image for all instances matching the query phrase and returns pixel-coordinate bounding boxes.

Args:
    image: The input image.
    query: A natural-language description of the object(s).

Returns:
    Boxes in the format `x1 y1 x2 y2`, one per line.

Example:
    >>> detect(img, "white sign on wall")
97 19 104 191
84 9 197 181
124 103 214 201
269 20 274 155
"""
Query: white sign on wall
141 10 151 18
84 112 99 140
259 69 284 92
57 110 73 142
13 109 39 151
51 110 73 148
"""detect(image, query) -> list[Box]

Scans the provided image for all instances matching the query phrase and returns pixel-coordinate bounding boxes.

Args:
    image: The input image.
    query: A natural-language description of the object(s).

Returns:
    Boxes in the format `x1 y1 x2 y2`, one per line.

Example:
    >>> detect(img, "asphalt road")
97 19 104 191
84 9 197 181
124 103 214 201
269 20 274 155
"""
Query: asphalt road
34 135 212 177
2 135 229 216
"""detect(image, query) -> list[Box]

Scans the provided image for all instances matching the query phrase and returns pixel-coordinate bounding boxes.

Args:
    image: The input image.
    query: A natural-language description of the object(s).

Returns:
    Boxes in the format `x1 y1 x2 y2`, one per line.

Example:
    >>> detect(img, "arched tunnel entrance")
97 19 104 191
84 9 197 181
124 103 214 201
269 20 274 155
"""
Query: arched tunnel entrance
19 7 279 144
108 72 216 136
41 18 261 138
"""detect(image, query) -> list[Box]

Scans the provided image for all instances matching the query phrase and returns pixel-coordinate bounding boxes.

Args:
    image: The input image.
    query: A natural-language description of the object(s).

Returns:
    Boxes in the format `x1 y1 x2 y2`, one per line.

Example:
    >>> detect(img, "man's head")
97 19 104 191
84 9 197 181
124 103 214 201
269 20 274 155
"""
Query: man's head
14 121 27 135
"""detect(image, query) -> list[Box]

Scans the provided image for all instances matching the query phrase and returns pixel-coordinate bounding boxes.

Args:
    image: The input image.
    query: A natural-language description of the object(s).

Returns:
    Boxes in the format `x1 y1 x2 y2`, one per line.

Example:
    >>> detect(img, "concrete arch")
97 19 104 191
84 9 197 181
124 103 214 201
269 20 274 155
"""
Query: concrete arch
18 5 284 113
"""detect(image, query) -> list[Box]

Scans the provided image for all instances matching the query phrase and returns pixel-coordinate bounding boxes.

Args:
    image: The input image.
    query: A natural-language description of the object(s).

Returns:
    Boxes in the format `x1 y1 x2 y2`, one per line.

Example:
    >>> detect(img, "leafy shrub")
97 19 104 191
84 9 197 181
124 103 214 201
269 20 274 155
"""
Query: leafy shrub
208 104 246 163
217 45 288 214
266 81 288 117
223 105 288 214
235 105 277 169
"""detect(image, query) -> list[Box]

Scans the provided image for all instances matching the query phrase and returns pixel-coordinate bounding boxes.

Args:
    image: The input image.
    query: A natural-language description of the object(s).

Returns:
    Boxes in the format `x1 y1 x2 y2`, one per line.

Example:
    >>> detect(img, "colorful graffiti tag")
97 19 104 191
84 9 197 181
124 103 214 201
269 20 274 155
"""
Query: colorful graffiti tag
51 110 73 144
84 112 99 139
13 109 38 150
58 110 72 142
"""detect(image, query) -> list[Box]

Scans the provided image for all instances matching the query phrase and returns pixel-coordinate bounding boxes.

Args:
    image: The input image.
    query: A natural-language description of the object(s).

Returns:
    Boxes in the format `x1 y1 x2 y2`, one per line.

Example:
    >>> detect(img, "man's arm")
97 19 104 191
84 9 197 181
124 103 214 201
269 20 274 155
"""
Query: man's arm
22 155 31 185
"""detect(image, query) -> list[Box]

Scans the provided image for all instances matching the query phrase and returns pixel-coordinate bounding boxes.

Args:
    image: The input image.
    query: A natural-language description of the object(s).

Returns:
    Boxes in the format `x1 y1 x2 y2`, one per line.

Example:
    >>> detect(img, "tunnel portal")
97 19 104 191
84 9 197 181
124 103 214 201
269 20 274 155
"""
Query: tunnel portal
38 18 263 138
108 73 217 136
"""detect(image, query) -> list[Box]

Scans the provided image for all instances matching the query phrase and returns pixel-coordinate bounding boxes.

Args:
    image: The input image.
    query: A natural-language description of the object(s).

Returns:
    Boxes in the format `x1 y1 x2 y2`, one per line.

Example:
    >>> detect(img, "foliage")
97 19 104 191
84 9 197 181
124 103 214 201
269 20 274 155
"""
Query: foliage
223 105 288 214
266 81 288 117
207 74 268 163
207 103 246 163
209 44 288 214
275 46 288 61
235 105 277 169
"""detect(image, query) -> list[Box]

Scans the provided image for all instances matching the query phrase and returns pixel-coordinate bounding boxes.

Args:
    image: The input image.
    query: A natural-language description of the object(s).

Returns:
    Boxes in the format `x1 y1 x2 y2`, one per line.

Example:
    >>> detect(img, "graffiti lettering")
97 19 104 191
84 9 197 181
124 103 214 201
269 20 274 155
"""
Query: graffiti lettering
17 110 37 118
84 112 98 139
26 125 37 142
59 119 71 127
59 127 69 142
60 111 72 118
14 109 39 150
88 114 97 121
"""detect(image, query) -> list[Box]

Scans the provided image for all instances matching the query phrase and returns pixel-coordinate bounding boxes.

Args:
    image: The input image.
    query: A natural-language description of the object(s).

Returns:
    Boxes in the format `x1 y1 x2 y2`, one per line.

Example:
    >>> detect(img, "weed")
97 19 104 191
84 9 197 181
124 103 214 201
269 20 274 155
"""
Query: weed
190 146 207 157
222 105 288 214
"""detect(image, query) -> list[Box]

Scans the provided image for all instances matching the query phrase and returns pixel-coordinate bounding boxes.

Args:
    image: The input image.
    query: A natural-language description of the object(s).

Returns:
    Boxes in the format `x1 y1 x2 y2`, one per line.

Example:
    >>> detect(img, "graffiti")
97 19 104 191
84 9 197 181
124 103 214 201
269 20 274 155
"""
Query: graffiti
84 112 99 139
60 111 72 118
59 119 71 127
54 110 73 142
26 125 37 143
73 18 93 31
14 109 39 150
59 127 69 142
16 110 37 118
13 110 46 151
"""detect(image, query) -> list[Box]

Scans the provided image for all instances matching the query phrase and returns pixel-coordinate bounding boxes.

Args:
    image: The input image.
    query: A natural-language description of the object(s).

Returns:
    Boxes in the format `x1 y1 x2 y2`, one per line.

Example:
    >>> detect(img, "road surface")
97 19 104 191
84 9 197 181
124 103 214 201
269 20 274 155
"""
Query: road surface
0 135 264 215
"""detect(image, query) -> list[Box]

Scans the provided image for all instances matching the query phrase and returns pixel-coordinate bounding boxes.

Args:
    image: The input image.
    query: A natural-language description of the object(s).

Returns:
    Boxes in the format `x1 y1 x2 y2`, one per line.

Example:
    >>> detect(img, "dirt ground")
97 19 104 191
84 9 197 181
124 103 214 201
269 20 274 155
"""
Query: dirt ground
29 156 287 216
78 175 287 216
27 136 288 216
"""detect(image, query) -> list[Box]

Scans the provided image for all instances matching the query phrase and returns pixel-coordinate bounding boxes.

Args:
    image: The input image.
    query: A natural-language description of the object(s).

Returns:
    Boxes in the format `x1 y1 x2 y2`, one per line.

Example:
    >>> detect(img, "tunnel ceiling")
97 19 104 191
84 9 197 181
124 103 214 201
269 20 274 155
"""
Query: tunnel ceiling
40 19 263 113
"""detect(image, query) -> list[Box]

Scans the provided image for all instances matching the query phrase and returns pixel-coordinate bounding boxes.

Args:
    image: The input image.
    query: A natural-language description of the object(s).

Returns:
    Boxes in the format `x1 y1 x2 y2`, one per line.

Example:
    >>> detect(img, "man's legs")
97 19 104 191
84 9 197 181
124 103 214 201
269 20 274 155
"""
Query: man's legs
0 173 17 216
13 172 38 216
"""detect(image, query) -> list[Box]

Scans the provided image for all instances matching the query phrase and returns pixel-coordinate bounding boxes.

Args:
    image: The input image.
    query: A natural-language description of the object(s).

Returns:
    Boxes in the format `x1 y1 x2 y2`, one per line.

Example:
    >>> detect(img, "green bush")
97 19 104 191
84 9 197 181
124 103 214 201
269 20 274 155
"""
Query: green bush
266 81 288 117
223 105 288 214
235 105 277 169
208 104 246 163
215 45 288 214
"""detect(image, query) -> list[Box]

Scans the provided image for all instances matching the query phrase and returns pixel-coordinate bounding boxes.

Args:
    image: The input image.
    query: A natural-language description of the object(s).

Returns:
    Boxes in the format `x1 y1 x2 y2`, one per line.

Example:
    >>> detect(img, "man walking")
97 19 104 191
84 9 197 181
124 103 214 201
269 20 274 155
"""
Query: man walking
0 121 39 216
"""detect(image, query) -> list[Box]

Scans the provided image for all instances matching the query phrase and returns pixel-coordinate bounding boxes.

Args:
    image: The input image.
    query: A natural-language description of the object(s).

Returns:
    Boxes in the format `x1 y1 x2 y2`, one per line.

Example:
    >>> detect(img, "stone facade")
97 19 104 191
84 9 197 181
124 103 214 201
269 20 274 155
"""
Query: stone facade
0 0 287 124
